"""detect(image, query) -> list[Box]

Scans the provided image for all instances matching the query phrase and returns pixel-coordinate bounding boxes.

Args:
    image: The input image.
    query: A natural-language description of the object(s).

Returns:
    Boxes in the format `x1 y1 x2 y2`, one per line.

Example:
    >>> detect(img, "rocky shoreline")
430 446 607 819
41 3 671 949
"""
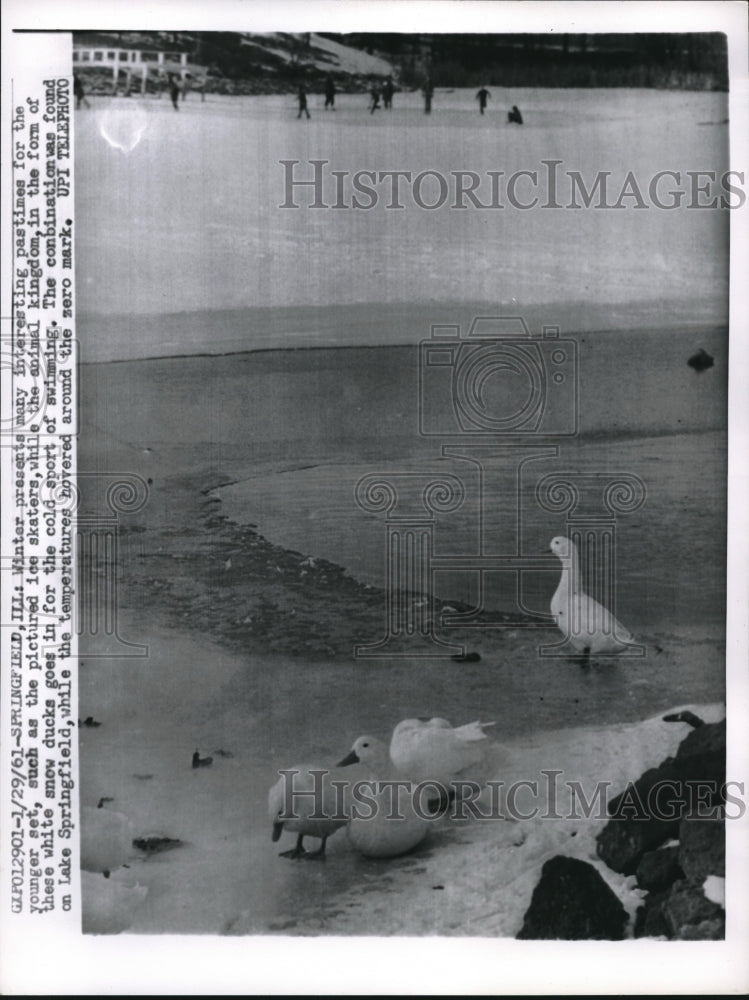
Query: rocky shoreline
517 712 726 940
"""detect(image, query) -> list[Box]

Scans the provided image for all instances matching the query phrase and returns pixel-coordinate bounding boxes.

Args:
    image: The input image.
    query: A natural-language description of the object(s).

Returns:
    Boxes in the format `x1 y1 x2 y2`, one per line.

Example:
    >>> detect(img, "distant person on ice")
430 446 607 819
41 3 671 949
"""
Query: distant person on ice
423 78 434 114
476 87 490 114
383 77 394 109
168 74 181 111
297 84 310 119
508 104 523 124
74 74 90 109
324 75 336 110
369 85 381 114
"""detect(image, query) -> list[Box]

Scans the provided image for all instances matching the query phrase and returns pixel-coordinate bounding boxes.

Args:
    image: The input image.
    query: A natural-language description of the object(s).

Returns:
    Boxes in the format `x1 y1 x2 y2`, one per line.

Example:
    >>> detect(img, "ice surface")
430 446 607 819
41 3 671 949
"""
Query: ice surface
76 88 728 358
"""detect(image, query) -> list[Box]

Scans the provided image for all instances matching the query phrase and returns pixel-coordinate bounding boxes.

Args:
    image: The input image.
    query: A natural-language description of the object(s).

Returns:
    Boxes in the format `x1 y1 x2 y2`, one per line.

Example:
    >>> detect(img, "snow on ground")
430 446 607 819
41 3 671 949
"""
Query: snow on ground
226 703 727 937
79 607 723 935
308 33 395 77
239 32 395 77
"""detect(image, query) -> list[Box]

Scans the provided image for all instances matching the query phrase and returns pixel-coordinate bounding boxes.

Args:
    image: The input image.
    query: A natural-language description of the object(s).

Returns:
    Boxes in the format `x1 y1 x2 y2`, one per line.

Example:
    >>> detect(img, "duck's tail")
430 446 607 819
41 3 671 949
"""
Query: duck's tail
454 720 495 742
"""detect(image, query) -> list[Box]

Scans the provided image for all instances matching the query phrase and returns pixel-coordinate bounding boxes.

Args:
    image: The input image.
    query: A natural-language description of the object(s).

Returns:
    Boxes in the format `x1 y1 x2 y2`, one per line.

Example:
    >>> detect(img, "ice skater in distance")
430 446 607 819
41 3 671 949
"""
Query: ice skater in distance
297 84 311 119
324 74 336 110
476 86 491 115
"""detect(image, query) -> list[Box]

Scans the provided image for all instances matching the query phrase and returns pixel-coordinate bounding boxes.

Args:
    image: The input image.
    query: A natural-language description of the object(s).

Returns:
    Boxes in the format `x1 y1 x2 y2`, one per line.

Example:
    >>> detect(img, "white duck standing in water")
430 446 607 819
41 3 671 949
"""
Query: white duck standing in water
268 760 350 859
549 535 633 661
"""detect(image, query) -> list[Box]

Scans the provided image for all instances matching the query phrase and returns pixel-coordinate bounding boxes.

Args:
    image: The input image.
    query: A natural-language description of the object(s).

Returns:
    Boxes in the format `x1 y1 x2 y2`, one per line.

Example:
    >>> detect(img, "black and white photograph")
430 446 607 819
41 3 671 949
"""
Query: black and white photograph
1 0 748 994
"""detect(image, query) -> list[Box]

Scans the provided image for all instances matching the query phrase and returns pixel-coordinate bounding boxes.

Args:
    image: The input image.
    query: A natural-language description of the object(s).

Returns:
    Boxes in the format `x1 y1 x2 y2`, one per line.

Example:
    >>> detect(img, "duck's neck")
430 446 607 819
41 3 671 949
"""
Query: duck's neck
557 549 582 596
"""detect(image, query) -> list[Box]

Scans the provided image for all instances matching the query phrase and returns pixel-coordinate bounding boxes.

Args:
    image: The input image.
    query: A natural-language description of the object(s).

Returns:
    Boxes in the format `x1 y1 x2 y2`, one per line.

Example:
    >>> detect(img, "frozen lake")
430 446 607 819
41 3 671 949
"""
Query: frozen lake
76 86 729 936
76 87 728 359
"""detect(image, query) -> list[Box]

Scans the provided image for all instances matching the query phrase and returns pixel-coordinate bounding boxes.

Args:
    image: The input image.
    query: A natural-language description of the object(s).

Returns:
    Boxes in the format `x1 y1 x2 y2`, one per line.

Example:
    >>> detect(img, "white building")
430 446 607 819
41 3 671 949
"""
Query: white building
73 44 204 94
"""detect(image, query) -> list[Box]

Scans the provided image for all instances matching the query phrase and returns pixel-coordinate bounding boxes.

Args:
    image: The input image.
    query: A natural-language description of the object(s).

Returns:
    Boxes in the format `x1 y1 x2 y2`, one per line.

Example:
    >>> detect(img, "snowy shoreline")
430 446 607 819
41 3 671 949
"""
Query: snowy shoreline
80 598 725 939
228 703 727 936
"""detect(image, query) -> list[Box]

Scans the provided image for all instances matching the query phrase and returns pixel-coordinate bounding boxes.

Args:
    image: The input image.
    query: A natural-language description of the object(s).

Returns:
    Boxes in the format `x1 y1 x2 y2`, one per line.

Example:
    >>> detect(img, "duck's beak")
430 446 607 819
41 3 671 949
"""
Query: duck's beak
272 820 283 842
337 750 359 767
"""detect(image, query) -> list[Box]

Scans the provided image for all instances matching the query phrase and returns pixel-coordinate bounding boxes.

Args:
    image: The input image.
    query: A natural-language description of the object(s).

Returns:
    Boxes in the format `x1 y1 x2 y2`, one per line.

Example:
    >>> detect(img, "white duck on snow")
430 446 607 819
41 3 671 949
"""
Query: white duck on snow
268 760 350 859
337 735 431 858
388 717 495 789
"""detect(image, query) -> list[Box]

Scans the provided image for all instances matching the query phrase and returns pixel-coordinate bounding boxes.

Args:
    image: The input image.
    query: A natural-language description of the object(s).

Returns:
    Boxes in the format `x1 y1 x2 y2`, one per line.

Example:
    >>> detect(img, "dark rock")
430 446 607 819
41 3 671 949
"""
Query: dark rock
662 878 724 940
679 918 725 940
596 718 726 875
687 348 714 372
133 836 183 855
663 710 704 728
676 717 725 755
636 846 683 893
596 760 684 874
675 718 725 786
516 856 628 940
634 888 671 938
678 817 724 881
635 878 725 941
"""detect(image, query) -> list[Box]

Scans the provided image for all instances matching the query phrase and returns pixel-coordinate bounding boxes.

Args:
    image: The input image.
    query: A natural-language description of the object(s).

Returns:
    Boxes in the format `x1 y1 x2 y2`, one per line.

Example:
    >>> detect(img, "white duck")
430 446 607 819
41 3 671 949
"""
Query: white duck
268 760 350 859
81 805 134 876
338 736 431 858
388 717 495 790
549 535 633 658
